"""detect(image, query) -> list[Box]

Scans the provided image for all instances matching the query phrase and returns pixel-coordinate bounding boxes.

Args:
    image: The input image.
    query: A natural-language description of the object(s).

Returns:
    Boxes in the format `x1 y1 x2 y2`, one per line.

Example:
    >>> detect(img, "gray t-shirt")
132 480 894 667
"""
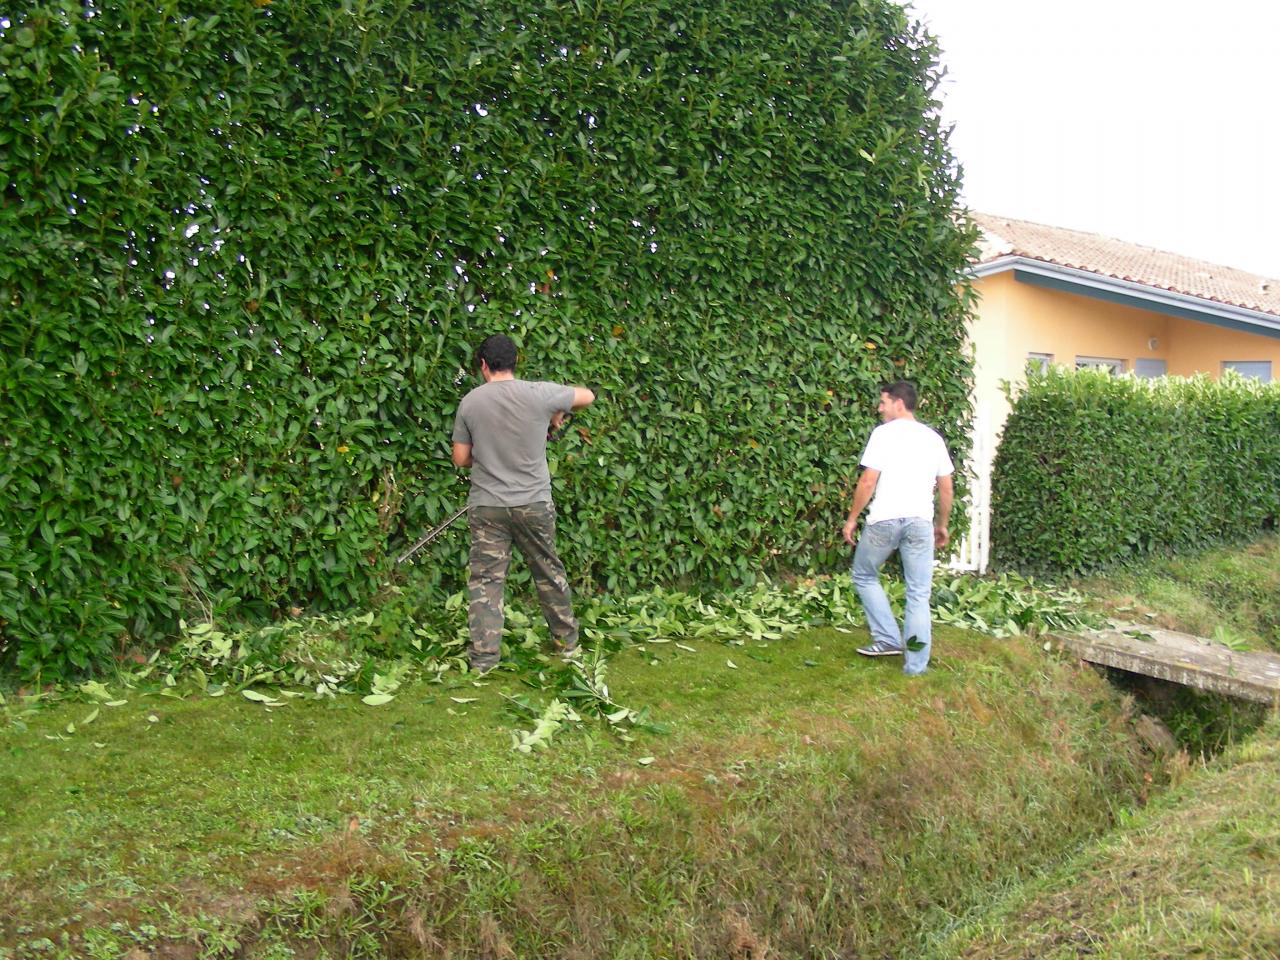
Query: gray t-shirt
452 379 575 507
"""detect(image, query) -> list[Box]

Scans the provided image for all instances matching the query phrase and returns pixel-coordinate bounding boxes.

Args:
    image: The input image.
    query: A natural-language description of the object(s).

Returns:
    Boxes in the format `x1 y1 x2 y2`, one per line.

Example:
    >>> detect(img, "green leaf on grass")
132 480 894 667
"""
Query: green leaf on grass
78 681 113 701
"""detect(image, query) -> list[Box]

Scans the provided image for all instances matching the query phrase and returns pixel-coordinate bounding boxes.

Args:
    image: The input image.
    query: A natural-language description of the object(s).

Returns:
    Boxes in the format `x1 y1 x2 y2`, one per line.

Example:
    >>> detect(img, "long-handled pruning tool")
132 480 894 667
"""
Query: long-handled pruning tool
396 503 470 565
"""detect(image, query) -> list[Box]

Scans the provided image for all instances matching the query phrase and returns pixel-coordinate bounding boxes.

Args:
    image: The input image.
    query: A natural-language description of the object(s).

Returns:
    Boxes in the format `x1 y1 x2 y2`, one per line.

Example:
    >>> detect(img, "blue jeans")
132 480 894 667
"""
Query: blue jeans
852 517 935 675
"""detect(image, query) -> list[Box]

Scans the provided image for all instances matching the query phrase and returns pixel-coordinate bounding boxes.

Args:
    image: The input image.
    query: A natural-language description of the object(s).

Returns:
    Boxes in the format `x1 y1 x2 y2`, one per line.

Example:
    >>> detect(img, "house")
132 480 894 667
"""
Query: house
951 213 1280 572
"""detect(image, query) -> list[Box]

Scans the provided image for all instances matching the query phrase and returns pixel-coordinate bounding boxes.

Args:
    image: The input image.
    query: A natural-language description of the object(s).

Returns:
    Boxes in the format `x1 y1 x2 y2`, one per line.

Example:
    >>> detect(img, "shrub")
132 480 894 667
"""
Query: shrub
991 369 1280 574
0 0 975 679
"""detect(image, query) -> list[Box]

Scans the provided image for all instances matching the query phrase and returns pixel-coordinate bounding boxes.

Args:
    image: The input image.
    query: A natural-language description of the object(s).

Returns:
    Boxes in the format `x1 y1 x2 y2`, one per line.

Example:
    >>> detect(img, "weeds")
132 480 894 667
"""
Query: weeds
1105 670 1270 759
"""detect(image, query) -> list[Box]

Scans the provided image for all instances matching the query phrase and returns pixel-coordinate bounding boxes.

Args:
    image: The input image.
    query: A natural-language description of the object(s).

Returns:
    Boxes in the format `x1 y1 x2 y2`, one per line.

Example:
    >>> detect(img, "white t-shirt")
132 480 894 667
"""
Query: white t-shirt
860 418 954 525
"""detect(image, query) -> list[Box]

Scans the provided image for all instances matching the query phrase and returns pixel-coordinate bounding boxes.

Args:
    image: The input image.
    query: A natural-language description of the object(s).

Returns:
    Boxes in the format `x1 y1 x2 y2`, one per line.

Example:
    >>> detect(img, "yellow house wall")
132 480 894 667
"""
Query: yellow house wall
1164 316 1280 376
964 270 1280 478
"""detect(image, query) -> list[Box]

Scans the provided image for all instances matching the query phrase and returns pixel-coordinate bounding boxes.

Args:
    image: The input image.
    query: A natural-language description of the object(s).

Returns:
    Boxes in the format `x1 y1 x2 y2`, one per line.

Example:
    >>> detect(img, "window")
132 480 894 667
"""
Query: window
1221 361 1272 383
1075 356 1125 375
1134 358 1167 379
1026 352 1053 374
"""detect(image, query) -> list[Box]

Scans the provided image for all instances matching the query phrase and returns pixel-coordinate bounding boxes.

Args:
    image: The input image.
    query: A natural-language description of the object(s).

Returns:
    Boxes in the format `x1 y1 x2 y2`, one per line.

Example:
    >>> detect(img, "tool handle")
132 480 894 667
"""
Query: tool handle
548 411 574 441
396 503 469 564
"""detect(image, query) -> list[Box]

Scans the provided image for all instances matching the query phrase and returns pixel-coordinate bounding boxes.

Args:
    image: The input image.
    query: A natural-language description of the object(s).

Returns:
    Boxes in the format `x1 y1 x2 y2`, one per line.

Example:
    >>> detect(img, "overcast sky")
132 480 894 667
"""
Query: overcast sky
905 0 1280 278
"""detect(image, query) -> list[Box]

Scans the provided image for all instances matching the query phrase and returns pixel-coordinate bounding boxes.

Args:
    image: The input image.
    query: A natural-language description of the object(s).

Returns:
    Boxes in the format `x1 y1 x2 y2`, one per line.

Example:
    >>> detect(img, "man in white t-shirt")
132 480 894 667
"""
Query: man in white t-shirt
841 381 954 675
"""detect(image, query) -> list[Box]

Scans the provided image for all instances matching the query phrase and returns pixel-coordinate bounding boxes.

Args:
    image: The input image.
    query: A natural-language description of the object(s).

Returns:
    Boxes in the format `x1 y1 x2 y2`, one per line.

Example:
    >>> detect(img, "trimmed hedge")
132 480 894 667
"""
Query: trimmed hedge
0 0 975 679
991 369 1280 574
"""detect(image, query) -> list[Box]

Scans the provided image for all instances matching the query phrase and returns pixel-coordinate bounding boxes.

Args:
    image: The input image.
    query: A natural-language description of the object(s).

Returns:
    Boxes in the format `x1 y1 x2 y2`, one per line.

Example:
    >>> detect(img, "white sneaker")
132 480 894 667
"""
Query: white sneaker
856 640 903 657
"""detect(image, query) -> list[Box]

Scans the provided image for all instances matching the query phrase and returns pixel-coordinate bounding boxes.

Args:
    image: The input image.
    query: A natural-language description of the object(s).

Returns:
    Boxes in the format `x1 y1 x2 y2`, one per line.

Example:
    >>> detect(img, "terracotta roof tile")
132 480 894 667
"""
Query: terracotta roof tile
972 212 1280 318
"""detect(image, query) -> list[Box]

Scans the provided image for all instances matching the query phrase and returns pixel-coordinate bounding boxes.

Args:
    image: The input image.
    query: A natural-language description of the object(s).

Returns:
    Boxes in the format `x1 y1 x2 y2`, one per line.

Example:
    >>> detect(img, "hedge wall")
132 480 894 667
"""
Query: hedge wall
0 0 975 678
991 369 1280 575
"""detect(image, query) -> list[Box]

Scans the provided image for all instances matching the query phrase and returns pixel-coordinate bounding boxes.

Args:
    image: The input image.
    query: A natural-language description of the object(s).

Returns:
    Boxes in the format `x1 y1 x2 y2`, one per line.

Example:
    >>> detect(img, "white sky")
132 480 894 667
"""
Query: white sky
905 0 1280 278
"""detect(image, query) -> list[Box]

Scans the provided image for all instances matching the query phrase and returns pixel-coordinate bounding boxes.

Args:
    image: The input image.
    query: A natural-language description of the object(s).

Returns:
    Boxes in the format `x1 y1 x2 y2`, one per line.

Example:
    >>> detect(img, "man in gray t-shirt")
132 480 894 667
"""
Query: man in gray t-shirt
451 334 595 673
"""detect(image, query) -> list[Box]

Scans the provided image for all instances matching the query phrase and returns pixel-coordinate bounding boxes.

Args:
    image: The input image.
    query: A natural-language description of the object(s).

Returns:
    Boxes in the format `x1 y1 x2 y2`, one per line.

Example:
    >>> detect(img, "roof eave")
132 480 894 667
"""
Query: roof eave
970 256 1280 339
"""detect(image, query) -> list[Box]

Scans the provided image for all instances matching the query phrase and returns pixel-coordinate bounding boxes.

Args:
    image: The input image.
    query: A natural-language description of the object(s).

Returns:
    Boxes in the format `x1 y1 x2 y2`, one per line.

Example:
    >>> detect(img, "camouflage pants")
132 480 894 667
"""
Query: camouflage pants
467 501 579 671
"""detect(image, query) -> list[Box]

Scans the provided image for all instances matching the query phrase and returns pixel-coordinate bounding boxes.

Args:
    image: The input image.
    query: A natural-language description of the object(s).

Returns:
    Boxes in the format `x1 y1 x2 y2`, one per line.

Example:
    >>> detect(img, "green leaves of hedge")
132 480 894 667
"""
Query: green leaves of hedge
991 369 1280 574
0 0 975 680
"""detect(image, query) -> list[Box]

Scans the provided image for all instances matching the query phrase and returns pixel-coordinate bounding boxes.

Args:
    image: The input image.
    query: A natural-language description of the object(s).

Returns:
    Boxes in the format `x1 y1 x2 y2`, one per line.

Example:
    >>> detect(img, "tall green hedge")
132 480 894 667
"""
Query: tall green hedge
991 369 1280 574
0 0 975 679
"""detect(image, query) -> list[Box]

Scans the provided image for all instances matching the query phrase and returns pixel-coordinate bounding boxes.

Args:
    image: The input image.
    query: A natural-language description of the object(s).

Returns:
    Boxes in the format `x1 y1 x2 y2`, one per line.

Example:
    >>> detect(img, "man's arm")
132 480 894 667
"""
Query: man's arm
842 468 880 545
452 442 472 468
551 387 596 431
934 474 954 549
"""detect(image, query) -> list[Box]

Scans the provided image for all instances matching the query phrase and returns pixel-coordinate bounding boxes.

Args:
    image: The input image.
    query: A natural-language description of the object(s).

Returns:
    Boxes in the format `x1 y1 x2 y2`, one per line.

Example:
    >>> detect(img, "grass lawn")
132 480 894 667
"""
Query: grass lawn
1078 533 1280 652
5 535 1278 958
923 717 1280 960
2 624 1153 959
914 535 1280 959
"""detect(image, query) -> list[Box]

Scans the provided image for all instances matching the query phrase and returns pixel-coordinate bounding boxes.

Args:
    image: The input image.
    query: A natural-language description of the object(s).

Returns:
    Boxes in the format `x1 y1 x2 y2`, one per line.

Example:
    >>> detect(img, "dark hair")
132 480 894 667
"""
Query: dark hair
476 334 518 373
879 380 917 411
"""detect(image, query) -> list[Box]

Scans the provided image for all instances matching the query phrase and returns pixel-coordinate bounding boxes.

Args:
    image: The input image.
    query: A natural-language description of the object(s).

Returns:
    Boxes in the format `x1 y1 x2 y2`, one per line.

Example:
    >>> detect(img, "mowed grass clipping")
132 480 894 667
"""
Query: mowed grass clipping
1 626 1155 959
923 717 1280 960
